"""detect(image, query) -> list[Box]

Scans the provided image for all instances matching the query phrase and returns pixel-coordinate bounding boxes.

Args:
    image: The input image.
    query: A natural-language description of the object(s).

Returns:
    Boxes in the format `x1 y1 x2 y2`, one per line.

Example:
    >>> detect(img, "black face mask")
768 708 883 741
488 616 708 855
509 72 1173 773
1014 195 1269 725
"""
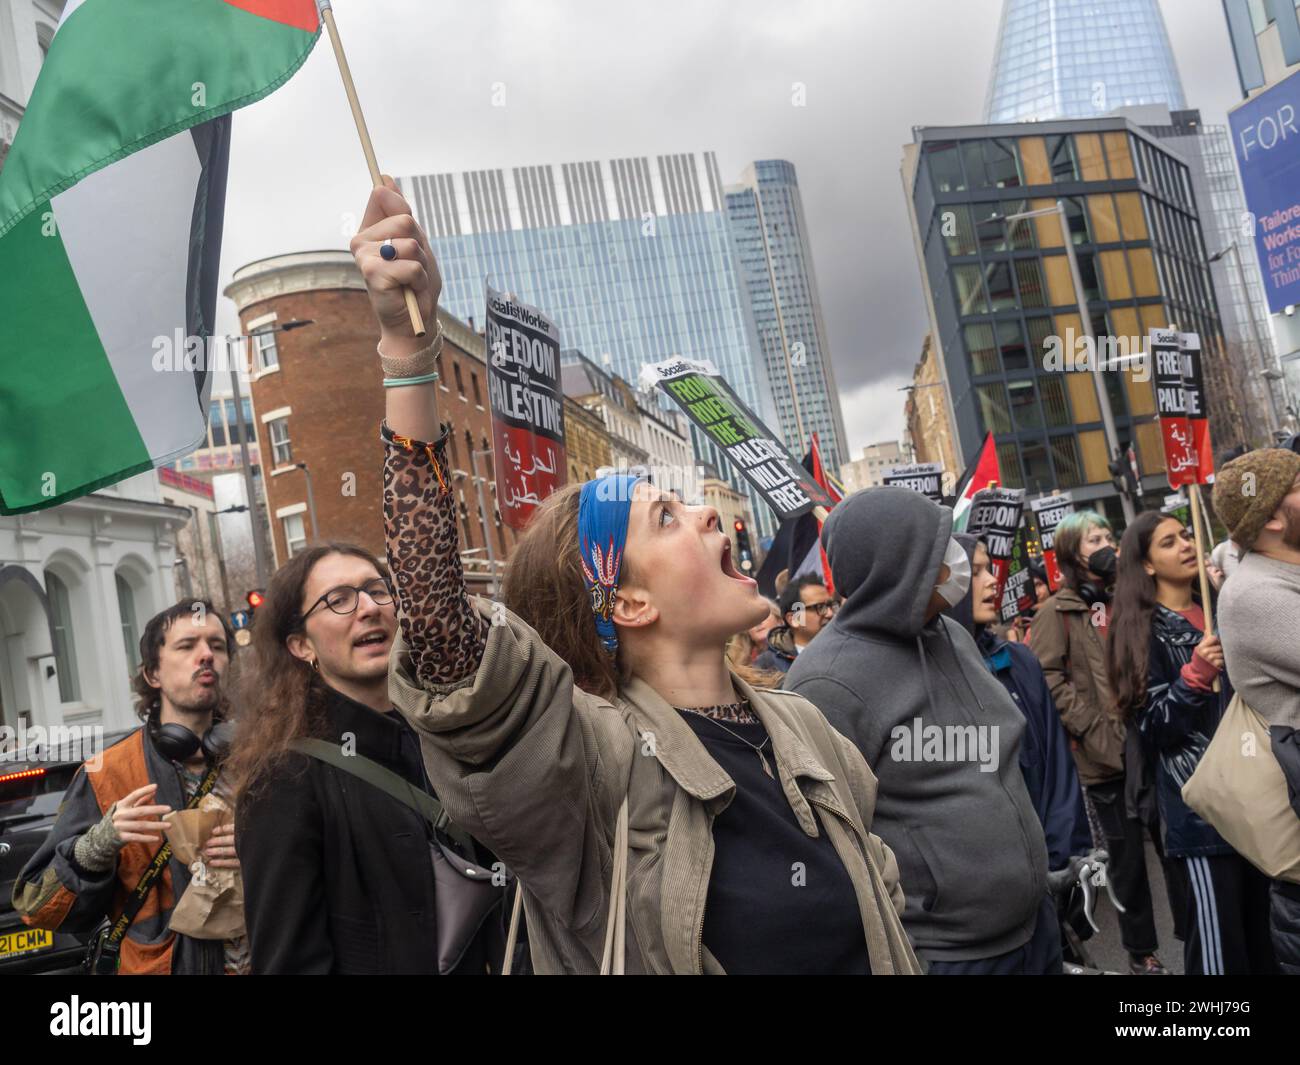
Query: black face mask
1087 546 1118 581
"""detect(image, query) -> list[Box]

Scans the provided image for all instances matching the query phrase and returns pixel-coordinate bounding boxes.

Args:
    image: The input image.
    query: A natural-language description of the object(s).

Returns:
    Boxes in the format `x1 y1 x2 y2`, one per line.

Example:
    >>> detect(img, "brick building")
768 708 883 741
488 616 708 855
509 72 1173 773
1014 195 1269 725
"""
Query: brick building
224 252 518 593
223 250 626 593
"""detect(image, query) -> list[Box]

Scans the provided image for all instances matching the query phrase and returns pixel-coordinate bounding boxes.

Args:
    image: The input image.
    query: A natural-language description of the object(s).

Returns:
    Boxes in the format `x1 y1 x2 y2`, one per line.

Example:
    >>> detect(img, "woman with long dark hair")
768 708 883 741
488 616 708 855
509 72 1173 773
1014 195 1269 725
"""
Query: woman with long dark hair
1030 509 1172 973
1107 511 1276 974
362 178 918 974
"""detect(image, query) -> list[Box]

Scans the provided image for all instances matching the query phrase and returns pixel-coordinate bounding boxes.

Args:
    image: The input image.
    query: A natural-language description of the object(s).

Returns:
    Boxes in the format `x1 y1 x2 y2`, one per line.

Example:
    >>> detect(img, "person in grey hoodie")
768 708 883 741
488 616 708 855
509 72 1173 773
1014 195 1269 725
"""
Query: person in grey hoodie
785 486 1054 974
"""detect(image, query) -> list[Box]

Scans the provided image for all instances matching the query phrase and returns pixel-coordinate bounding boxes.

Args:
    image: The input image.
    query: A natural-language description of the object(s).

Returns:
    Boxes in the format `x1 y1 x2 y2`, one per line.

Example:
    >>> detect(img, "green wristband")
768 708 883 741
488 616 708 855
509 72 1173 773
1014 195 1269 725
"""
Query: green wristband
383 371 441 388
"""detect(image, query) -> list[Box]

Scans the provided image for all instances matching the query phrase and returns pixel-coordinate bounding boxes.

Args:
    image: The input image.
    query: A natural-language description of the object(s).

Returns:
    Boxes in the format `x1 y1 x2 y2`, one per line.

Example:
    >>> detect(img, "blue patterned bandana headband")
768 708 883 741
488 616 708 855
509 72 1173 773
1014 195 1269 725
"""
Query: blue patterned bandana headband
578 474 644 655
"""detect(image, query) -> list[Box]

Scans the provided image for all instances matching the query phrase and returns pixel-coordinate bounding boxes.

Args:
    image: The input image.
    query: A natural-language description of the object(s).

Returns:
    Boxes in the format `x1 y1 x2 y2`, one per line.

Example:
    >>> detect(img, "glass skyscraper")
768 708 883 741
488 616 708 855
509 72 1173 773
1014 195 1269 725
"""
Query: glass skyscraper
725 161 849 471
399 153 781 534
985 0 1186 123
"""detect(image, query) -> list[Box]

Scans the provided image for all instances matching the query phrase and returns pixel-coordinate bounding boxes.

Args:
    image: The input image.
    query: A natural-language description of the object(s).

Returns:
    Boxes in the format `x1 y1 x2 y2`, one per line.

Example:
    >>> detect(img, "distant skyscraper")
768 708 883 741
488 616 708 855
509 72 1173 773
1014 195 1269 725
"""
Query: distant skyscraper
725 161 849 471
398 152 779 534
985 0 1186 123
984 0 1281 440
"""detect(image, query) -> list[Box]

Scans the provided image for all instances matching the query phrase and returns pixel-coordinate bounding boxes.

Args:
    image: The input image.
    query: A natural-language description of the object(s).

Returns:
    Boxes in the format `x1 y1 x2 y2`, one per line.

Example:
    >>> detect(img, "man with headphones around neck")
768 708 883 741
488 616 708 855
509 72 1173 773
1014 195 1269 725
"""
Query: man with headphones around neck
12 599 246 974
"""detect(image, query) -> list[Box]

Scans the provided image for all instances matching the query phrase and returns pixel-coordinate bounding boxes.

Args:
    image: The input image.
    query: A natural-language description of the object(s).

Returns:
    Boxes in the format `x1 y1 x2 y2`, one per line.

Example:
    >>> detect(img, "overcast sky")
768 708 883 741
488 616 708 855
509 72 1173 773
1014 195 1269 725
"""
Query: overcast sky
217 0 1246 458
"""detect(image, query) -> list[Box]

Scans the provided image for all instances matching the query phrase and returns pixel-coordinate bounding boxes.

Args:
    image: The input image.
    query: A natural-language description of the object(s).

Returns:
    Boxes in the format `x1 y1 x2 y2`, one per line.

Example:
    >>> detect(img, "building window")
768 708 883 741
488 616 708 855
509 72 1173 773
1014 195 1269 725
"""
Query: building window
963 138 1022 189
976 383 1012 434
1008 379 1042 430
941 204 976 257
268 417 292 465
282 513 307 557
252 329 279 371
116 574 140 672
952 264 988 316
1050 436 1084 488
925 141 965 193
1022 439 1052 492
986 261 1016 312
1040 376 1071 427
1015 258 1047 308
996 442 1024 488
1249 0 1272 34
998 320 1030 371
1046 135 1078 183
1063 196 1090 244
454 362 466 397
1026 316 1055 369
46 572 81 703
471 371 483 406
1077 251 1101 302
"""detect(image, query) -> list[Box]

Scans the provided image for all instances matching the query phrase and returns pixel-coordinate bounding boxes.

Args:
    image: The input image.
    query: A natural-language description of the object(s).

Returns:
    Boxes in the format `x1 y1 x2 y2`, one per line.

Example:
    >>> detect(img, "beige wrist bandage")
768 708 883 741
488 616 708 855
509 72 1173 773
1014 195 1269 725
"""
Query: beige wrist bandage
379 321 443 378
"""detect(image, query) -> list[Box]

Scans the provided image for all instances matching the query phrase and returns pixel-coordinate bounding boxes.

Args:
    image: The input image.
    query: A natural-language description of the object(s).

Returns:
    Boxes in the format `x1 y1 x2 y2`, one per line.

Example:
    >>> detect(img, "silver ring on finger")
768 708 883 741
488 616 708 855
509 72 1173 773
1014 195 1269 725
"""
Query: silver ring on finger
380 238 397 261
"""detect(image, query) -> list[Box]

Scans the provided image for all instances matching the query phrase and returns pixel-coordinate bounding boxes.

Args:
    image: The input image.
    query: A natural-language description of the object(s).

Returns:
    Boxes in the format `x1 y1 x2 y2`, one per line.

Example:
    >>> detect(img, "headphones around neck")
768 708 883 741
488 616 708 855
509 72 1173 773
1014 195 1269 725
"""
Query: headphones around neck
152 719 233 764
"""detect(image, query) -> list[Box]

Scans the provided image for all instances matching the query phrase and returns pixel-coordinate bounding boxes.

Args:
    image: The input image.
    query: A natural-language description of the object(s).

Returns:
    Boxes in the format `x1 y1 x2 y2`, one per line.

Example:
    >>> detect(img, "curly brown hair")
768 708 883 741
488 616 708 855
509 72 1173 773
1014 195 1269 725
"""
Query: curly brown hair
226 543 389 808
130 599 235 727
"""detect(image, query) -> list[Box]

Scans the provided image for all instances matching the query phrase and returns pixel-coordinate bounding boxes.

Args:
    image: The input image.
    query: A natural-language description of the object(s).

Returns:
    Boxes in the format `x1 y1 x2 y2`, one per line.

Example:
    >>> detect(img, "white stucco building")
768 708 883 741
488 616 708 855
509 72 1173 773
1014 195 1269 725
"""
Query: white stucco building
0 473 190 733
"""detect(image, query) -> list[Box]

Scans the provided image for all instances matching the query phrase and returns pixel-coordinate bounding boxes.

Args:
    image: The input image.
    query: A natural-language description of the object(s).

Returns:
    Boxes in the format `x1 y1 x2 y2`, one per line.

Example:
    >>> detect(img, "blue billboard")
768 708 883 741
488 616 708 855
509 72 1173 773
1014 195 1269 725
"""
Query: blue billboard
1230 70 1300 313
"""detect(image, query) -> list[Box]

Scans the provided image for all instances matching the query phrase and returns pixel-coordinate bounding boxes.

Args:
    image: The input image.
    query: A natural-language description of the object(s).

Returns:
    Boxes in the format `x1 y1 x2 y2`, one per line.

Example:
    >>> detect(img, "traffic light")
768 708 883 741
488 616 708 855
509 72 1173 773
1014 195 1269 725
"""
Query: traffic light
246 589 266 612
732 519 754 573
1106 449 1139 500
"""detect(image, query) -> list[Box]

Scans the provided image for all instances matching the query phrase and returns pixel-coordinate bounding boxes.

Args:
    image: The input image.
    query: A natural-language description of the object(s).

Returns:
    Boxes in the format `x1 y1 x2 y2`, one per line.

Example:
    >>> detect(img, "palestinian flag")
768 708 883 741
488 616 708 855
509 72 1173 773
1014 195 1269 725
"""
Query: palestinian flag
807 432 843 594
0 0 320 513
950 431 1001 532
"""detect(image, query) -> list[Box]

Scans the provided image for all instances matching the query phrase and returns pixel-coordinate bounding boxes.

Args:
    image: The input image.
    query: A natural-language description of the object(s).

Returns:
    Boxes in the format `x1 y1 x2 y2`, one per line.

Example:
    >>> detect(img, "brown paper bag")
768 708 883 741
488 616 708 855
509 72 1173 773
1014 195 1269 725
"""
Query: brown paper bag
164 795 247 940
1182 693 1300 883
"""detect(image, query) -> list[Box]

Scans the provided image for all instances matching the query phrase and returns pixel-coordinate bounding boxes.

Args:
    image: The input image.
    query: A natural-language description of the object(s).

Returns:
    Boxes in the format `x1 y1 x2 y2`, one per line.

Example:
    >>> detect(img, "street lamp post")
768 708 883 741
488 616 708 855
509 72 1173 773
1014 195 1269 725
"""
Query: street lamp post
1003 203 1135 522
225 319 314 589
295 462 319 540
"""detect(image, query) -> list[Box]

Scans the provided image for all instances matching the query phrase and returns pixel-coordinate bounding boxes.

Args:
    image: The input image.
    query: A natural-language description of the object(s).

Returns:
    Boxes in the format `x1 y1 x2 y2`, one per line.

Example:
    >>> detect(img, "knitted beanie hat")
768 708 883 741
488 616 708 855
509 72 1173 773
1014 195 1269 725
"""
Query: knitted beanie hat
1211 448 1300 549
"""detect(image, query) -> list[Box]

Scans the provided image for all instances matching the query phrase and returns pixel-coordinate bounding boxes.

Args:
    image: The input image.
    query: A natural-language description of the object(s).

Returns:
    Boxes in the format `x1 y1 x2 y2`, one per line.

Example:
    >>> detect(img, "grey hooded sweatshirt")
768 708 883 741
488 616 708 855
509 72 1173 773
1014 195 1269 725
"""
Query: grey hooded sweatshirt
784 487 1049 963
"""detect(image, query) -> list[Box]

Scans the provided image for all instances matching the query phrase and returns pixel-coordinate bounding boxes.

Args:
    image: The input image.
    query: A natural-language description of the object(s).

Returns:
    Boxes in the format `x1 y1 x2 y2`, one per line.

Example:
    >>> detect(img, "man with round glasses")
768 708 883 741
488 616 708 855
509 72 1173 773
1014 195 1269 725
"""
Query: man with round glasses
753 577 838 675
228 544 506 974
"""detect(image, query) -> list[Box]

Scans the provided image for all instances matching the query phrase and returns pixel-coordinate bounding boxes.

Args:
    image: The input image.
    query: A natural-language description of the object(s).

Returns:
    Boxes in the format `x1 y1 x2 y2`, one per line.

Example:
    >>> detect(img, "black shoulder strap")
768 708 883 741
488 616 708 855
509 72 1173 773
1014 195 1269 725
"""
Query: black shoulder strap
103 763 219 951
289 738 473 852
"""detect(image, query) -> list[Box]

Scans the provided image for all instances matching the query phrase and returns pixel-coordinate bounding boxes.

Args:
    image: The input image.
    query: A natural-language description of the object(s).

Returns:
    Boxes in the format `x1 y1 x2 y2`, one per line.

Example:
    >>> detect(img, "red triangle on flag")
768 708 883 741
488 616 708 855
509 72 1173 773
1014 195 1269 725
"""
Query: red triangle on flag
809 433 842 595
224 0 320 32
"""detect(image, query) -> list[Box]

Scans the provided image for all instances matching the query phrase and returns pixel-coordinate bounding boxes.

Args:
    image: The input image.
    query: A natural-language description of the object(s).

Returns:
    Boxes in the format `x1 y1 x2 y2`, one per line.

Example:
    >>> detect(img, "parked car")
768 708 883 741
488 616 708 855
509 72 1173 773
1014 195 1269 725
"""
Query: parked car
0 731 133 974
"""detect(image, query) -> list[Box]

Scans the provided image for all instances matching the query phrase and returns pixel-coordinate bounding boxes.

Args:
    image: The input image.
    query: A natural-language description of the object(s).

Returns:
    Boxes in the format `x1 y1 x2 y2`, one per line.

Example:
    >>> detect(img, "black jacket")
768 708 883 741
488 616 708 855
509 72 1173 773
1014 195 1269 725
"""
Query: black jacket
753 625 797 674
236 686 498 974
977 632 1090 871
1135 605 1235 859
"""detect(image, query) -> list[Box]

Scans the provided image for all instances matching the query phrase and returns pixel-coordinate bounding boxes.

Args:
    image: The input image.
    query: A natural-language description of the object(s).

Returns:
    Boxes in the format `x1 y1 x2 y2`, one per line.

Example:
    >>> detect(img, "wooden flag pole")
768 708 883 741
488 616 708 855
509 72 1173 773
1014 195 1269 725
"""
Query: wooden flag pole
1188 482 1215 635
1187 481 1220 692
317 0 426 336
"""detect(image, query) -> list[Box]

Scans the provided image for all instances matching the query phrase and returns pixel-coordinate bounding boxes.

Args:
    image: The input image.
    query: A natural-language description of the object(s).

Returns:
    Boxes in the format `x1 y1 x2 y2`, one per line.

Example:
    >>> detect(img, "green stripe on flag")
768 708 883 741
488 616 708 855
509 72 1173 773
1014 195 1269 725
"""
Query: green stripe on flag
0 0 319 237
0 208 151 512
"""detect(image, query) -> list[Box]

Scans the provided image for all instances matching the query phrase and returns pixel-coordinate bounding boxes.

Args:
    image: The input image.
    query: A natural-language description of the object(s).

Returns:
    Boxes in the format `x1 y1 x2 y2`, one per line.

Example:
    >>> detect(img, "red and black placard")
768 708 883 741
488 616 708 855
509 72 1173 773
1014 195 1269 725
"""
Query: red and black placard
485 283 567 529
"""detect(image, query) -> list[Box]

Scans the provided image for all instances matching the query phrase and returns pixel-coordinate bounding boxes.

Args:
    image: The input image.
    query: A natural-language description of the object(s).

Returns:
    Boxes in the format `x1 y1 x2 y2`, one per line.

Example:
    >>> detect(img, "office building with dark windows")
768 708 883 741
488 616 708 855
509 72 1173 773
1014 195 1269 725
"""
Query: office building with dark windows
903 117 1242 524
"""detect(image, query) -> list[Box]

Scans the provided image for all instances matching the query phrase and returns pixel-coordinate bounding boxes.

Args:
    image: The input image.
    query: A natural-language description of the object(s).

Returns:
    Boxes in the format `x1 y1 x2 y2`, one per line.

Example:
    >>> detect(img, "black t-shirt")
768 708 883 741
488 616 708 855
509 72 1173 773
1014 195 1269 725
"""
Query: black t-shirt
679 712 872 974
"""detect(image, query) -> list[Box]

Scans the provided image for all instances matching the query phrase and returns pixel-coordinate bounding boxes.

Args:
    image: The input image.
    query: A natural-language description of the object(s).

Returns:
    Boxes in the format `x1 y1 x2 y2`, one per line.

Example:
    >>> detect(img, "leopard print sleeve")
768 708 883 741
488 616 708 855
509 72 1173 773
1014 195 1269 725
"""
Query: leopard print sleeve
382 420 487 688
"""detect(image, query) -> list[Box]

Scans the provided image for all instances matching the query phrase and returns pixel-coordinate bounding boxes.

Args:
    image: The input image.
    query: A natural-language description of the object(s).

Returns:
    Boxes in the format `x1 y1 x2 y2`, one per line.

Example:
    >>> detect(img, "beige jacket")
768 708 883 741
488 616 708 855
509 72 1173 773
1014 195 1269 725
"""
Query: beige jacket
390 599 921 975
